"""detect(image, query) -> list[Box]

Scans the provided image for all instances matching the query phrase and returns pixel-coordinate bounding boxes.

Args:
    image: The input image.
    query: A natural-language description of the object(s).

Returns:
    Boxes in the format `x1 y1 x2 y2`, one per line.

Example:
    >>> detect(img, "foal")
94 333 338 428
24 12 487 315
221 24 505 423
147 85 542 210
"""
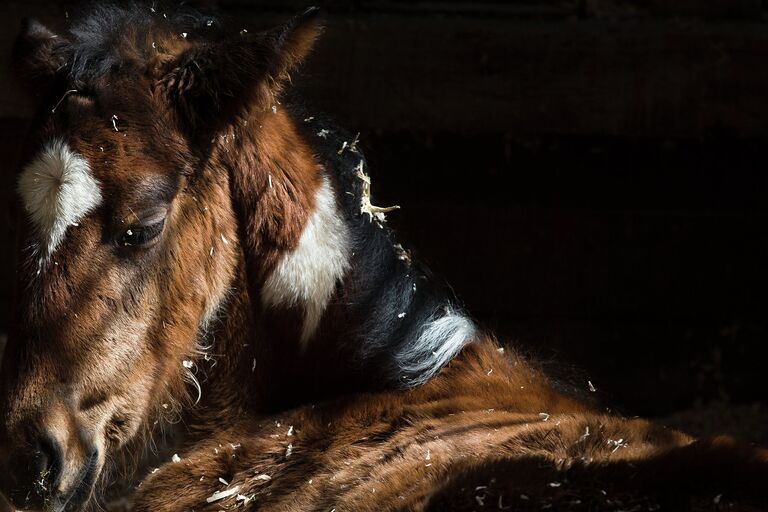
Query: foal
0 4 766 511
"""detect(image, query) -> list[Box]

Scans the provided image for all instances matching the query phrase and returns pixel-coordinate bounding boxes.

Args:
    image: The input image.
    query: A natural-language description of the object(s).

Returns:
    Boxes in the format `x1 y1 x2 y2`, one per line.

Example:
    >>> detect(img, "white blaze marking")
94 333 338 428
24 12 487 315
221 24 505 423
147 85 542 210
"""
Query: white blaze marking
17 139 101 261
262 175 351 347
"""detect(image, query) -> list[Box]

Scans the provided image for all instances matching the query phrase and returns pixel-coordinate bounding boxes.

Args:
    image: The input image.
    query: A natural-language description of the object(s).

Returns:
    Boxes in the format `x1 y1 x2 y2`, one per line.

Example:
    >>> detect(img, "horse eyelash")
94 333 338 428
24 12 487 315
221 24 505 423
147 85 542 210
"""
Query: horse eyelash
120 219 165 247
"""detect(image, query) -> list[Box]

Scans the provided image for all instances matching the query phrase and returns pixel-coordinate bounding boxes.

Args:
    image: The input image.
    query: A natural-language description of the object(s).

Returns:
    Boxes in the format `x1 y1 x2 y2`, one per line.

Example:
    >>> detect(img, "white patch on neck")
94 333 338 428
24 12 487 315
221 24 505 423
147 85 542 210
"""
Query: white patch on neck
396 310 476 387
17 138 102 261
262 175 351 347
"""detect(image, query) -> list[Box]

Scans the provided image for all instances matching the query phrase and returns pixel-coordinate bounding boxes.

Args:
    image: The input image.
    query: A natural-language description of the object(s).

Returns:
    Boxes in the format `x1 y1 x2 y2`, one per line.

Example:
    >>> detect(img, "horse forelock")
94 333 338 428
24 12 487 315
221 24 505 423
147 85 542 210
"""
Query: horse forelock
65 2 219 88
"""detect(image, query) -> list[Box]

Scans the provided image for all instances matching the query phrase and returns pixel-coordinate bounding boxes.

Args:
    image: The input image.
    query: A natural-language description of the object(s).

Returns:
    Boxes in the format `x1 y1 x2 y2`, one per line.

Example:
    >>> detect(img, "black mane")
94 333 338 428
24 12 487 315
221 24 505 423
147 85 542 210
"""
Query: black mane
288 102 473 388
61 2 220 87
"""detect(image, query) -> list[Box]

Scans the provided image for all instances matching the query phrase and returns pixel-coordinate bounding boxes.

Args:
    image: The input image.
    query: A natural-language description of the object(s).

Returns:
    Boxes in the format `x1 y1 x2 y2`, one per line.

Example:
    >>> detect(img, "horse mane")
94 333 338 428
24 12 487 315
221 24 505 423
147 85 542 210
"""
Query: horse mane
62 2 220 88
285 101 476 388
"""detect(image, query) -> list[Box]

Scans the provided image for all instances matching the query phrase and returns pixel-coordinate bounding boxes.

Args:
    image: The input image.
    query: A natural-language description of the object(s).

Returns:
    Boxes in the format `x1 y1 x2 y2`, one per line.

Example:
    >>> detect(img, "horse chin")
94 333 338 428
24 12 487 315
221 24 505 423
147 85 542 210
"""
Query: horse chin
52 452 102 512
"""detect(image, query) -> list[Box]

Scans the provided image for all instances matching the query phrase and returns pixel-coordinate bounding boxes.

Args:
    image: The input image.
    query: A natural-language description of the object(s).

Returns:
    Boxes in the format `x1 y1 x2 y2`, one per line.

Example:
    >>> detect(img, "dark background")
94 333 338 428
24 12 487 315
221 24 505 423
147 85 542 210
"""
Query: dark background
0 0 766 437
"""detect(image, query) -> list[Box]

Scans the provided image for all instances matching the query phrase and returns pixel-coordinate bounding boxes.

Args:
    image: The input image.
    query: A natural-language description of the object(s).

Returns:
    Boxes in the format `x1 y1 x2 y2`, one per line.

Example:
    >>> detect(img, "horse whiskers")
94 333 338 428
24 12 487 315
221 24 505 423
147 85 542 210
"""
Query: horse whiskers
98 393 188 499
183 366 203 406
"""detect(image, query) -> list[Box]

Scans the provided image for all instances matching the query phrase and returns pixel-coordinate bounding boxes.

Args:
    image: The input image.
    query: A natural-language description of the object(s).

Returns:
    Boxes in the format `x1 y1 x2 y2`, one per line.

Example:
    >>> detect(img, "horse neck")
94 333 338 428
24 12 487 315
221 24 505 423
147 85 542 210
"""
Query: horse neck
206 107 477 411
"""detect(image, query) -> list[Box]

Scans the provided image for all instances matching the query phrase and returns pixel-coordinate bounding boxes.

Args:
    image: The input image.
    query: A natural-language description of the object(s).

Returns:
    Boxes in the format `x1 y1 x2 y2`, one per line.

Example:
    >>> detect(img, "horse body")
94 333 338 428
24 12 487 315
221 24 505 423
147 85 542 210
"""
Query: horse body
0 4 766 511
135 341 768 511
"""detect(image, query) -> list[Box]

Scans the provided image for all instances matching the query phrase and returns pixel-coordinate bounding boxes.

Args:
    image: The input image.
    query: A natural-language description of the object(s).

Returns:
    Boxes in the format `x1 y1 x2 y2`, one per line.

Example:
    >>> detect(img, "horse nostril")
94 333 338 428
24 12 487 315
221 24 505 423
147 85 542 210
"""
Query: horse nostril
84 443 100 469
38 435 63 489
0 436 62 509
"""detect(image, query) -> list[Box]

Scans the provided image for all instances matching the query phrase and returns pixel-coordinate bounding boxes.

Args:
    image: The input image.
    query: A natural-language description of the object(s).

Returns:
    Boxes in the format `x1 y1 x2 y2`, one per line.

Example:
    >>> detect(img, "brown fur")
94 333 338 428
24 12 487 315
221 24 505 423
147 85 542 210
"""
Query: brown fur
1 7 766 512
133 340 768 511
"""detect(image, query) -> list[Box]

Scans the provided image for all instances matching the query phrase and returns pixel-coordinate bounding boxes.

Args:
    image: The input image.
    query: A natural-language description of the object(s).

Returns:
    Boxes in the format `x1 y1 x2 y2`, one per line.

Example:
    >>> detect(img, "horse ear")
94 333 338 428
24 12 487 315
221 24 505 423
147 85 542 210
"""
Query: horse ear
160 7 322 135
13 18 71 93
266 6 323 82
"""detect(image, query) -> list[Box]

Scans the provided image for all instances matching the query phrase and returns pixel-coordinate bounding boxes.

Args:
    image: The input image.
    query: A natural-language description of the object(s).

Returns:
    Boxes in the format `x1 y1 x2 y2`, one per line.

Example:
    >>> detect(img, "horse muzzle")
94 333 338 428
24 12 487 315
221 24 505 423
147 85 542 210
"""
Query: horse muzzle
0 435 101 512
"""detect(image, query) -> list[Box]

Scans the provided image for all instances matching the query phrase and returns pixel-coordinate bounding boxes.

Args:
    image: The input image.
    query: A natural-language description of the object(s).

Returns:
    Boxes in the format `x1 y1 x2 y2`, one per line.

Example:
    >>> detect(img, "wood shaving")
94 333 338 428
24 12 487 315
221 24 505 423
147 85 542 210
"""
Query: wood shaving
393 243 412 263
355 160 400 223
578 426 591 443
236 494 253 504
607 438 628 453
338 132 360 155
206 486 240 503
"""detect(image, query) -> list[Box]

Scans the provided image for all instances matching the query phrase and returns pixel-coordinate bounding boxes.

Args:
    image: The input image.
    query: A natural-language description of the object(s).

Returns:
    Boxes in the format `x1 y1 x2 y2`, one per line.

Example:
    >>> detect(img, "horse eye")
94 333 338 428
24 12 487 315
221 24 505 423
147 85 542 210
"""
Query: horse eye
119 219 165 247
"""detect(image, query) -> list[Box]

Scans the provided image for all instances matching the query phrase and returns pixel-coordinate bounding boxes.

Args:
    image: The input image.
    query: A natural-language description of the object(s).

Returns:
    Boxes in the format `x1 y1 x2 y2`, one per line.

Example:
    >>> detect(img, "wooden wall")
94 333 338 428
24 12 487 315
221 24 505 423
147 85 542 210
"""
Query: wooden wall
1 0 767 416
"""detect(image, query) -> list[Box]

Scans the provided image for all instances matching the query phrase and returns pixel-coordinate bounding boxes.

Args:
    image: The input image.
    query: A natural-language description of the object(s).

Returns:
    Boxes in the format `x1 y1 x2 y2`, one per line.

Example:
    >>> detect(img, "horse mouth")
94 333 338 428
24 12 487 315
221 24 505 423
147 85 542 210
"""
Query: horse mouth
54 451 101 512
